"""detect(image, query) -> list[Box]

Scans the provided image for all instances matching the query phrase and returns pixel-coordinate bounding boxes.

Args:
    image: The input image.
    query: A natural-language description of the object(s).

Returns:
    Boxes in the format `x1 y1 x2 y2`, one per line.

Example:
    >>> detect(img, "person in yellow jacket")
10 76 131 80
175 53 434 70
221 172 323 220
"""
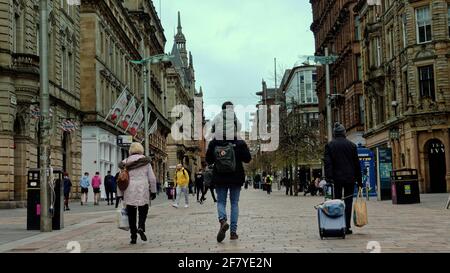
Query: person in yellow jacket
172 164 190 208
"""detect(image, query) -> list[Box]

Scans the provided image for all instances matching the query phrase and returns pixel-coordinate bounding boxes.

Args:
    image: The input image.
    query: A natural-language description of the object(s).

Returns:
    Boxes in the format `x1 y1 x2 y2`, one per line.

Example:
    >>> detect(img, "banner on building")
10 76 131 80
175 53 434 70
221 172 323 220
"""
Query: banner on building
59 119 79 133
106 87 128 123
148 119 158 136
117 96 137 130
128 104 144 137
30 105 54 119
135 111 150 143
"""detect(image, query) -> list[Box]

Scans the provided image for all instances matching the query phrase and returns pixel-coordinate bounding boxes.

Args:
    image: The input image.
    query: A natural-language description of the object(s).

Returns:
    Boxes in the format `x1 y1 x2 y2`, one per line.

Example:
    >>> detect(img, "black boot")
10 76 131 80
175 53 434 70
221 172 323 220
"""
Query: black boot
130 235 137 245
138 228 147 242
217 220 229 243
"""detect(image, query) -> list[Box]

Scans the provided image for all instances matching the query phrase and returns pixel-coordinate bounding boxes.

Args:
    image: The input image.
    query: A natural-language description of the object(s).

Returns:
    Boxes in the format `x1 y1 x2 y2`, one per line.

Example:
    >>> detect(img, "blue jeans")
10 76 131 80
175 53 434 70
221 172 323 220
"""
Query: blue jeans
175 186 189 206
216 185 241 233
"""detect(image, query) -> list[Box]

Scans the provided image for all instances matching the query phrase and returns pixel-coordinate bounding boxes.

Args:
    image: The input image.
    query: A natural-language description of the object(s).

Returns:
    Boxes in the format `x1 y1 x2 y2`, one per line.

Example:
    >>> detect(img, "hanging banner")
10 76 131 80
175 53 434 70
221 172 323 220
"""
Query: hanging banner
128 104 144 136
30 106 54 119
117 96 137 130
59 119 79 133
148 119 158 136
31 105 40 120
106 87 128 123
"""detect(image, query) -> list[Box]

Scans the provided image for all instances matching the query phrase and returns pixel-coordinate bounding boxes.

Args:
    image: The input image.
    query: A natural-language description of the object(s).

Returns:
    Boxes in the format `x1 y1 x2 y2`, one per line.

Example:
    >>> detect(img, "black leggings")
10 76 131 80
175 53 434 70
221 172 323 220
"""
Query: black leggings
126 204 149 239
196 184 203 201
115 196 123 208
105 191 114 203
201 185 216 202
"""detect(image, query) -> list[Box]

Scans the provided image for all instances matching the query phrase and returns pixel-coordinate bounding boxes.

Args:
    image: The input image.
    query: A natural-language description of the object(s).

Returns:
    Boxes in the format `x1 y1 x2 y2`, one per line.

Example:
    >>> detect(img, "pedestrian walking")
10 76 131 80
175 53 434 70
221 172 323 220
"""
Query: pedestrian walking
254 173 261 189
195 169 204 203
156 180 162 195
324 123 363 235
244 177 249 189
63 172 72 211
282 176 293 196
104 171 114 205
118 142 157 245
186 168 195 196
200 181 217 204
80 172 90 206
265 174 273 195
114 170 123 208
172 164 190 208
206 101 252 242
91 172 102 206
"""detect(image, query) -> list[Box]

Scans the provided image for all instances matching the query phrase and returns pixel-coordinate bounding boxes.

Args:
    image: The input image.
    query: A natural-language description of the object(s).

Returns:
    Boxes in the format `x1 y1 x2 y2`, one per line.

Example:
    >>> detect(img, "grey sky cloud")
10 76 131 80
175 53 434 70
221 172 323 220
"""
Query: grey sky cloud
160 0 315 120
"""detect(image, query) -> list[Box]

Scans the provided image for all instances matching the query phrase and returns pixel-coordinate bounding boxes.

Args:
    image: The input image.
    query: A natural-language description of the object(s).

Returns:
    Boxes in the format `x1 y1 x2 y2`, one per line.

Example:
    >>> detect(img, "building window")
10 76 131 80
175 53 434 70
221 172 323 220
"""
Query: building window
448 6 450 38
418 65 435 100
416 6 432 44
402 14 407 48
68 51 73 91
13 13 21 53
359 95 365 125
355 16 361 41
376 95 385 125
356 55 362 81
387 27 394 59
36 24 40 55
376 37 382 67
62 46 67 89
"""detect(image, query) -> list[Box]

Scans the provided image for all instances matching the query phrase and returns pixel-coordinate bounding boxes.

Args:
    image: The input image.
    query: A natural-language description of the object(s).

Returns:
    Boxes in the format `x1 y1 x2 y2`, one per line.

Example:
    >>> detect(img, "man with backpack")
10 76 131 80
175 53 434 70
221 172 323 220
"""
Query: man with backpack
206 102 252 242
104 171 115 205
172 164 190 208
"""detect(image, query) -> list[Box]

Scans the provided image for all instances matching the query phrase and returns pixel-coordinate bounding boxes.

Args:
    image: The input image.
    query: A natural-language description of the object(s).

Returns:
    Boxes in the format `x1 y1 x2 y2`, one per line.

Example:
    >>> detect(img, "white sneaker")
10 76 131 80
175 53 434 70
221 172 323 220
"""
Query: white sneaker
184 204 189 208
172 203 179 208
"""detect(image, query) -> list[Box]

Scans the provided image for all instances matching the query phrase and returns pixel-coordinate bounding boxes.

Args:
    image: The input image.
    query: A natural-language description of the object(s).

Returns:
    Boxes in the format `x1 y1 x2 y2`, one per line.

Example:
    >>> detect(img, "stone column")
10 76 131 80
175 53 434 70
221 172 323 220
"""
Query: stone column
443 129 450 192
411 131 424 192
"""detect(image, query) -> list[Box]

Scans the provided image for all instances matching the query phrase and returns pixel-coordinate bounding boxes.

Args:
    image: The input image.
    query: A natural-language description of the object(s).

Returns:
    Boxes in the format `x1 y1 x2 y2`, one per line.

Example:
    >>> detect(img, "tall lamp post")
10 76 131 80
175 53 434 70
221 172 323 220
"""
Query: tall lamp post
131 54 172 157
39 0 51 232
302 48 338 142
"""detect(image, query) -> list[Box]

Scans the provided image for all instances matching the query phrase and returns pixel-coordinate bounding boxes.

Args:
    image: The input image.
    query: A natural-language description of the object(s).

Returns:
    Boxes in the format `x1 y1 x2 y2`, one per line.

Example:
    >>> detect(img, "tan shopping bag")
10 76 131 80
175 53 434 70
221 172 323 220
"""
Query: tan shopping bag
353 188 368 227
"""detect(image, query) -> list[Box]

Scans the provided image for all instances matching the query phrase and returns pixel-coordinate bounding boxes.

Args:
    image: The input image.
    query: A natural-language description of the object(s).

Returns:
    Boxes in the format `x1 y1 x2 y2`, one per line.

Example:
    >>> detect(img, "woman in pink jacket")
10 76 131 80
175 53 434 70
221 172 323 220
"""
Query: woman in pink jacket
118 142 157 244
91 172 102 205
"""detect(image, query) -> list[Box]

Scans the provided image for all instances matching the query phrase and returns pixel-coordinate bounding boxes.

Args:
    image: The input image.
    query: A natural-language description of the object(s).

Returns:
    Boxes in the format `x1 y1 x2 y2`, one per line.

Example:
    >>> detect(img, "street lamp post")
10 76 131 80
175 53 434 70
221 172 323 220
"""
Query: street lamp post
324 48 332 143
132 54 172 157
39 0 52 232
143 63 150 157
302 49 338 143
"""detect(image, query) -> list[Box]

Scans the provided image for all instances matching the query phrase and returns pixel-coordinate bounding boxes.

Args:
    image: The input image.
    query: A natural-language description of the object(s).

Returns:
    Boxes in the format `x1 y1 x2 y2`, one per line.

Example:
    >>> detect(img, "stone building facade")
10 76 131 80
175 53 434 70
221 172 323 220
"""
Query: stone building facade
310 0 365 145
166 12 204 181
355 0 450 194
0 0 81 207
80 0 170 196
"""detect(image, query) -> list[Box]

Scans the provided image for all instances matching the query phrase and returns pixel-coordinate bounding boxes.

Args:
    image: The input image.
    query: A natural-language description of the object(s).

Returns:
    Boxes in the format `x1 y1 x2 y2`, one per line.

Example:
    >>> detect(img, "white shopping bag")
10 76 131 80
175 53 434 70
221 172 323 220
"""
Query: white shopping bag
117 208 129 231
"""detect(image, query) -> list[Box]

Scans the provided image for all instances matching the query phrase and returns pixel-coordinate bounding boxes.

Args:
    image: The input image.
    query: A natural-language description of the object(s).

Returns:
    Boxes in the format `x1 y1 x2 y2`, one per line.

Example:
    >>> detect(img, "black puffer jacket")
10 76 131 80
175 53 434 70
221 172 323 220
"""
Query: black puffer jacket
206 139 252 187
324 134 362 185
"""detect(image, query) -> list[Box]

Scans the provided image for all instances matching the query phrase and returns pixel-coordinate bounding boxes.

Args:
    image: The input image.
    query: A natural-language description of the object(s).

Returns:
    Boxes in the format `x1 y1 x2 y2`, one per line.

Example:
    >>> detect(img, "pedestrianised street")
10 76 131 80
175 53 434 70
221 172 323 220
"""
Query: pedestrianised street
1 189 449 253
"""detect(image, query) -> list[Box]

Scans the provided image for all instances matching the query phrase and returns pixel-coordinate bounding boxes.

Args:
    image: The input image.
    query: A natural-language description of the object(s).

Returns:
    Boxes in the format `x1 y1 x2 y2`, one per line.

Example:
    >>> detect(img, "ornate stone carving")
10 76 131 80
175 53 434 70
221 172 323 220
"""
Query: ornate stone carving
413 116 448 127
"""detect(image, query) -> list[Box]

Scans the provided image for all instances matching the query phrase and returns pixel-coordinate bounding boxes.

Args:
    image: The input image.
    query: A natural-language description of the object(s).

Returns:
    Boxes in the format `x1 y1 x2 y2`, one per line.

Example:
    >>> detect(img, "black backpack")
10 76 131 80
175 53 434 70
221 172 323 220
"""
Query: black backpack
214 142 236 173
204 165 214 187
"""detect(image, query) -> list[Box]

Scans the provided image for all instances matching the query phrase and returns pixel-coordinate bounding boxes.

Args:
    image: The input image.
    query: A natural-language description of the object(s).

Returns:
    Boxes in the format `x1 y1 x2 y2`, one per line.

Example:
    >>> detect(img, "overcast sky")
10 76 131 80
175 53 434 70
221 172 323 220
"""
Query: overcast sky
159 0 315 122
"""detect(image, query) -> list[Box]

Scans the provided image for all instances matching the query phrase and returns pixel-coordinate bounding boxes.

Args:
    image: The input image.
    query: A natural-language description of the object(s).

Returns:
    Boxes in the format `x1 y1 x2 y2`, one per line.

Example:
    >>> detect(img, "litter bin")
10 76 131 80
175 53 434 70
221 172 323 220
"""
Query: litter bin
391 169 420 204
166 181 176 200
26 168 64 231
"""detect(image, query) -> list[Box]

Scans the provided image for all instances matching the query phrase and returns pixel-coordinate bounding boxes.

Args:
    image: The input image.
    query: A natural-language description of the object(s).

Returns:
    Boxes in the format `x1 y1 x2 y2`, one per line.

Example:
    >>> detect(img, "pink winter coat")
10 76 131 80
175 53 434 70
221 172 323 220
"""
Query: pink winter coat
91 175 102 189
118 154 157 207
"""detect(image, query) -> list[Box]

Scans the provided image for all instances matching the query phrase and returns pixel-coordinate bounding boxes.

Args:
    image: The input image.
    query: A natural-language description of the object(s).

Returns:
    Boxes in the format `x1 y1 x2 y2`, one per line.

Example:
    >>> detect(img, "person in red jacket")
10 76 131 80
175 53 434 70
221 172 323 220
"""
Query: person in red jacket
91 172 102 205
